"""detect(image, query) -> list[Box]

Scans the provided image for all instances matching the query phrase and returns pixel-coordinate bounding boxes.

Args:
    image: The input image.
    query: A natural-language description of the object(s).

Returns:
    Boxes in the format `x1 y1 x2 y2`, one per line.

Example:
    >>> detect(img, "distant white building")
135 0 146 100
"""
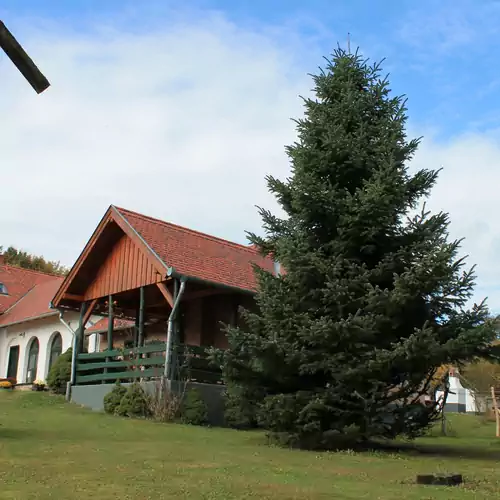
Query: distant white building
435 367 477 413
0 257 100 384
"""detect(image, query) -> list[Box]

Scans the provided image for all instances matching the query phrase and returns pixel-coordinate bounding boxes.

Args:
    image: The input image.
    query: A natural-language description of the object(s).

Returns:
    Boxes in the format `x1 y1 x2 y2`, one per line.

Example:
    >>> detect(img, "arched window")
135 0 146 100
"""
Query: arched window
48 332 62 372
26 337 39 383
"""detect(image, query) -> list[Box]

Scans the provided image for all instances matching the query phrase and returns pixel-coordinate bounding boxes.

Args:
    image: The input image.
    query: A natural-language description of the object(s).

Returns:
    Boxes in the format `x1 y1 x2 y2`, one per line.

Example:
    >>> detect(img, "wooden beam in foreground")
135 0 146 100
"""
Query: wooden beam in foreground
82 299 98 327
156 282 174 308
491 386 500 438
0 20 50 94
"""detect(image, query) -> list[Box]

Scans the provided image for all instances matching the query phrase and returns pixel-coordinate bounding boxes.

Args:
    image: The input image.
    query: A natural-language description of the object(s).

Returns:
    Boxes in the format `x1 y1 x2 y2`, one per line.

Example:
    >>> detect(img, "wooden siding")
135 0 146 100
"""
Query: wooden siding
183 299 203 346
85 234 163 300
182 294 238 349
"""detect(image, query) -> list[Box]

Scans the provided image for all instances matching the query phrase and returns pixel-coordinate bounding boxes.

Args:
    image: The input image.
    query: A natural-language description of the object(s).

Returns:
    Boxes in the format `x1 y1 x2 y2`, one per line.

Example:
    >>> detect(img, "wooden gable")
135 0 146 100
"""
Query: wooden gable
53 206 168 308
84 233 163 300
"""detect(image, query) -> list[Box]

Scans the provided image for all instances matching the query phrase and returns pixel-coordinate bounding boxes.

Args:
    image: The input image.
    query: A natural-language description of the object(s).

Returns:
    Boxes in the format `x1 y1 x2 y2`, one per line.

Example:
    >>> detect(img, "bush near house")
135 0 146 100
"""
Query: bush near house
181 388 209 426
146 379 183 422
102 381 209 426
116 382 151 418
46 348 72 394
32 380 46 391
103 380 127 415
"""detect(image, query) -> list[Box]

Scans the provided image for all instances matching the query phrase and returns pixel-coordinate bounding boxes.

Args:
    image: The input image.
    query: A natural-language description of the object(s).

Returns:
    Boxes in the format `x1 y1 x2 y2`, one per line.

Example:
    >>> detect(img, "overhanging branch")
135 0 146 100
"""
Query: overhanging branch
0 20 50 94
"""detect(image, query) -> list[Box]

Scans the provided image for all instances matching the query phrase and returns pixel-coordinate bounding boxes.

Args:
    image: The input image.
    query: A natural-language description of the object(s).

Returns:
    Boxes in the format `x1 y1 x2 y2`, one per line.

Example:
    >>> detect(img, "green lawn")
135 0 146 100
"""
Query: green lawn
1 392 499 499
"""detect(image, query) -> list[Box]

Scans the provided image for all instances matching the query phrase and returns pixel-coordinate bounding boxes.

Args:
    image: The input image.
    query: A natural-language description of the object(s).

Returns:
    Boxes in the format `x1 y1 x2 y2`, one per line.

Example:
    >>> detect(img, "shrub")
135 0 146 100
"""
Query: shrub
181 388 209 426
116 382 151 418
146 378 182 422
32 379 46 391
46 348 72 394
0 380 12 389
103 380 127 415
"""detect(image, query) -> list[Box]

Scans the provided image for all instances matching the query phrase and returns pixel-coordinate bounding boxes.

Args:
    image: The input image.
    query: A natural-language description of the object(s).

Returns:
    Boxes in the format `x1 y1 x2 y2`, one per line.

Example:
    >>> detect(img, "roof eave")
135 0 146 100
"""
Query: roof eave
166 266 256 295
0 311 59 329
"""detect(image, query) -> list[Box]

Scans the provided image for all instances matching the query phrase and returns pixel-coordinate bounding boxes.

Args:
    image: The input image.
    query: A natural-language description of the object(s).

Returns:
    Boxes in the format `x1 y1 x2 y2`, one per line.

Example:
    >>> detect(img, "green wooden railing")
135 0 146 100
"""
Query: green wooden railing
75 343 223 385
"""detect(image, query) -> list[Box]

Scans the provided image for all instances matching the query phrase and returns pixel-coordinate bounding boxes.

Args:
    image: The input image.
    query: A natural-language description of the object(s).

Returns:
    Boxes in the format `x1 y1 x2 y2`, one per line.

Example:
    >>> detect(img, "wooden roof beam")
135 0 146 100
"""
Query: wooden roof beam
156 282 174 308
63 293 85 302
82 299 98 327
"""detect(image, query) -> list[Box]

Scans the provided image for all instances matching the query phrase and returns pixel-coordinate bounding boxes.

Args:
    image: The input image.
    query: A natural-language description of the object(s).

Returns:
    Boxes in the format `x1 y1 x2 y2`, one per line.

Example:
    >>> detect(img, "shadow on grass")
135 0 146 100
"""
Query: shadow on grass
367 439 500 462
0 427 40 440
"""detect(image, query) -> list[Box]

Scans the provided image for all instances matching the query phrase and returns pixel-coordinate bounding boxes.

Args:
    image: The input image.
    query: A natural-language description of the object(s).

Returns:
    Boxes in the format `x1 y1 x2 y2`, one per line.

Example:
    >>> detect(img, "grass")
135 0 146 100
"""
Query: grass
1 392 500 499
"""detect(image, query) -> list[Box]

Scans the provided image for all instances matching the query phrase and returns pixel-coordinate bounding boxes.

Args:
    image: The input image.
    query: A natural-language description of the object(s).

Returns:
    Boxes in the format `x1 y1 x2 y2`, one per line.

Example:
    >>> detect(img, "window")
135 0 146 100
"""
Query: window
0 283 8 295
26 337 39 383
48 333 63 372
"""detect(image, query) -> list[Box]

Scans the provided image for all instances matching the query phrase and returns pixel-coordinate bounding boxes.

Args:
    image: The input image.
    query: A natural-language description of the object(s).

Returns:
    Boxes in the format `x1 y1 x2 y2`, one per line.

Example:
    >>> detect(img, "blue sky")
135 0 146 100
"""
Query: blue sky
4 0 500 139
2 0 500 311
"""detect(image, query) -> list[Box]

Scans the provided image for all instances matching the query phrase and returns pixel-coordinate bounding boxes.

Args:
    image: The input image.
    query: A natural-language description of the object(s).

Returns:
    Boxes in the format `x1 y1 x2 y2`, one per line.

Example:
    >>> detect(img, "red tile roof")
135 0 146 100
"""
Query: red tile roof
86 317 134 334
0 276 64 327
115 206 274 292
0 264 58 315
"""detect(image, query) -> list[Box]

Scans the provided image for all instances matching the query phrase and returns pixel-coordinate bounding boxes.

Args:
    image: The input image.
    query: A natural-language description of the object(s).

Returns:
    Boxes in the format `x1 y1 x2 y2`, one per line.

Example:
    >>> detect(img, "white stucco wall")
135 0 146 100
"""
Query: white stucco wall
0 313 101 384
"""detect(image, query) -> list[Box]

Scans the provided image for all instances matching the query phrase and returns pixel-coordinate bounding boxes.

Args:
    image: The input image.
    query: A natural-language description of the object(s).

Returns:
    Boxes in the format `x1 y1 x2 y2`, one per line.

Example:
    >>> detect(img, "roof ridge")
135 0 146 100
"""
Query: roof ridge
1 283 38 315
0 263 61 278
114 206 262 255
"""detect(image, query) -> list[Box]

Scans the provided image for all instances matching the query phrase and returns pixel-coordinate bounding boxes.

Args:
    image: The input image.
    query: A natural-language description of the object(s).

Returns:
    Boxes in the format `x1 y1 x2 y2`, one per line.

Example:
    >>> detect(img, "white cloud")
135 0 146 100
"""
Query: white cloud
411 131 500 312
2 11 499 312
2 13 314 262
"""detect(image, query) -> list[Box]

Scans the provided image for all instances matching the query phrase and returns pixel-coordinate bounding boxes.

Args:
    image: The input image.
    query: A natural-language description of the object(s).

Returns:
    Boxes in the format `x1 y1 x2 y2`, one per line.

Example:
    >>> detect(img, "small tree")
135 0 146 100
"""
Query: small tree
222 49 497 448
46 348 72 394
462 361 500 393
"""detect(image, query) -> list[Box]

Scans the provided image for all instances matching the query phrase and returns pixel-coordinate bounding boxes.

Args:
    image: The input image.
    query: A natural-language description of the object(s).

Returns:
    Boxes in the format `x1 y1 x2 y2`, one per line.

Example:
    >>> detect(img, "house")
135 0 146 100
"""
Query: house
50 205 275 411
0 255 100 385
435 367 478 413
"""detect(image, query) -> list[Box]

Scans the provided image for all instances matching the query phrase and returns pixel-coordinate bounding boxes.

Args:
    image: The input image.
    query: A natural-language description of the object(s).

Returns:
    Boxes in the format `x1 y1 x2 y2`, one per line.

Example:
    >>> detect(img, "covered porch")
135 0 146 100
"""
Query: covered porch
73 278 248 386
51 205 267 391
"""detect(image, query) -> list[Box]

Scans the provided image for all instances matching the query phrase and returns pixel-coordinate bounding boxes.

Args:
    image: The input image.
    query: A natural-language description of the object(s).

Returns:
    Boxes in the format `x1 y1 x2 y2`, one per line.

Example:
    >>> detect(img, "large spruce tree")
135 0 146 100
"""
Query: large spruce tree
221 50 496 446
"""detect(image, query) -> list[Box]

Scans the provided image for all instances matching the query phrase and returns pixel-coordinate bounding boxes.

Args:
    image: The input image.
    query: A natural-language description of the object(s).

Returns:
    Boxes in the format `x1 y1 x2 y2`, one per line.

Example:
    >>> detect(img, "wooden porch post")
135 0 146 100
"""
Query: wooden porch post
170 280 179 380
77 301 86 354
138 286 145 347
134 307 140 347
72 302 86 388
107 294 114 350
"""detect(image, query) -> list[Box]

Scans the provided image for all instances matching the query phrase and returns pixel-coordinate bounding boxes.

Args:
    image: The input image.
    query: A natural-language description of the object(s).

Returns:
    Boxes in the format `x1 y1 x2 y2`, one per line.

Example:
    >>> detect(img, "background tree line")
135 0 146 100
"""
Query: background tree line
0 245 68 276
